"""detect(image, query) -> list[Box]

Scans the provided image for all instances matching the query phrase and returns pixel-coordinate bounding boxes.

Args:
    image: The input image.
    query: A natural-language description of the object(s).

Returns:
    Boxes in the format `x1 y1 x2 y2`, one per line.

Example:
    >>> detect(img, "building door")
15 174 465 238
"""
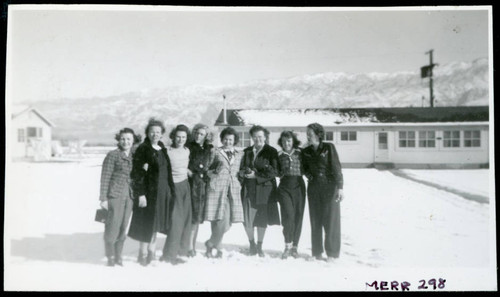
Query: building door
375 132 389 162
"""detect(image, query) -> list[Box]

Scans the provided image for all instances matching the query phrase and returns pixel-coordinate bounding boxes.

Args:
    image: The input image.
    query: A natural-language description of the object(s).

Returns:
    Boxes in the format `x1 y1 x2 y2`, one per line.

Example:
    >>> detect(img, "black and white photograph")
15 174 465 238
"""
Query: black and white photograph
3 4 496 291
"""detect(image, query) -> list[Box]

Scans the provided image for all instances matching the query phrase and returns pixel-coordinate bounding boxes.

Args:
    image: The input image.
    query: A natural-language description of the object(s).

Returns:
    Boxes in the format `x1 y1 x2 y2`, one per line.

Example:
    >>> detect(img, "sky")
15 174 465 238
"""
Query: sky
7 6 490 103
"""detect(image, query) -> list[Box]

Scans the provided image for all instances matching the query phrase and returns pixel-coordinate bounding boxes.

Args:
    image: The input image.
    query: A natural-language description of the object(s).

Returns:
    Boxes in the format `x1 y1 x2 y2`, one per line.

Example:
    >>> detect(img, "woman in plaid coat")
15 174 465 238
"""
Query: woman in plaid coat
203 127 244 258
99 128 140 267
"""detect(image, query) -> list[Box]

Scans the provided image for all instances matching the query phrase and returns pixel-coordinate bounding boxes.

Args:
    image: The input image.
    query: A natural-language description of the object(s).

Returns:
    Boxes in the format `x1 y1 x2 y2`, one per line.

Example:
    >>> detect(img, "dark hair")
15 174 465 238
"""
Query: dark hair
307 123 325 142
249 125 270 141
191 123 214 145
115 127 142 145
145 118 166 136
219 127 239 145
277 130 301 149
169 124 191 148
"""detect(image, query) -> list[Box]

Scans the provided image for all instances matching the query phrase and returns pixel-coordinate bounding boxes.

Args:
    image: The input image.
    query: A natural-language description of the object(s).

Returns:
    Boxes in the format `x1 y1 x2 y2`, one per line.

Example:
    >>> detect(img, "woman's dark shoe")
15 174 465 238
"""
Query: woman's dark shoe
215 249 223 258
163 256 186 265
106 257 115 267
281 247 291 259
256 242 265 257
115 257 123 266
146 251 155 265
205 240 214 258
187 250 197 258
291 247 299 259
249 240 257 256
138 251 147 266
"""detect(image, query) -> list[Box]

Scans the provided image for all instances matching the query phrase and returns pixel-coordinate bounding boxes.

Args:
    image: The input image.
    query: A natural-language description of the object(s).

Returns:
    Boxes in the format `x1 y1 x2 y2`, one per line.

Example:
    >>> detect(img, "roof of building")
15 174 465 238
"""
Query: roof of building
214 106 489 127
12 105 55 127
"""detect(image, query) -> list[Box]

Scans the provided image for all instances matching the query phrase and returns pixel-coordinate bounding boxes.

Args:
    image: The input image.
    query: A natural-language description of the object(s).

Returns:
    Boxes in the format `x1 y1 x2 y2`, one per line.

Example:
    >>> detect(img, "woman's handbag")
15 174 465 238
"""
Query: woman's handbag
94 208 108 223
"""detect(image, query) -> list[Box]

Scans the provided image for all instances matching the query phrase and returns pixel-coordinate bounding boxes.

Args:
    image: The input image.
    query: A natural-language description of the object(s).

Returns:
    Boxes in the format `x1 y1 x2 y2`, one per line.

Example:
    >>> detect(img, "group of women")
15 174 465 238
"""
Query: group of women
99 118 344 267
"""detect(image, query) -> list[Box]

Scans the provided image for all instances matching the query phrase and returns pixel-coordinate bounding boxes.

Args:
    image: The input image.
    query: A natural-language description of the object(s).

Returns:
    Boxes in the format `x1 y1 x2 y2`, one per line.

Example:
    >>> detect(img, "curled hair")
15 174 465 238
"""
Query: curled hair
249 125 270 143
219 127 239 146
115 127 142 145
277 130 301 149
169 124 191 148
191 123 214 145
307 123 325 142
145 118 166 136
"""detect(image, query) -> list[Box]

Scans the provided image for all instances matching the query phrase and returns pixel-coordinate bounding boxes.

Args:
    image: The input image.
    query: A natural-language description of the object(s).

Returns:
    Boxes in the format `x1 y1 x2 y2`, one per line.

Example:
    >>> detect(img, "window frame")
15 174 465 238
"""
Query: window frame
339 131 358 143
442 130 461 148
463 130 481 148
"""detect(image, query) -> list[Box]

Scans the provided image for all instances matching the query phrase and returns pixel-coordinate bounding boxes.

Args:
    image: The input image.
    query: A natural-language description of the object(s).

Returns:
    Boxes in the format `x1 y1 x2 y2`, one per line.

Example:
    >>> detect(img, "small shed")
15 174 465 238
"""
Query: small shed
213 106 489 169
11 106 55 161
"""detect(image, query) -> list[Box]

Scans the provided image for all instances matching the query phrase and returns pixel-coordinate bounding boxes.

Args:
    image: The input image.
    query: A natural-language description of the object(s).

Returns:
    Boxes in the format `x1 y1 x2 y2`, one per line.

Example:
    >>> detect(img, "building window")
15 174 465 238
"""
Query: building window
443 131 460 148
27 127 43 138
418 131 436 148
239 131 252 147
398 131 416 148
340 131 357 141
464 130 481 147
18 129 25 142
325 131 334 142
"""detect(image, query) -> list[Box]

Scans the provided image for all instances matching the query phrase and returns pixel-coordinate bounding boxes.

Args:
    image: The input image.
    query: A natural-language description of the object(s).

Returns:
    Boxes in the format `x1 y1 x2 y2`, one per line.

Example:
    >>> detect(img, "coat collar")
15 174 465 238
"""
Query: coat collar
219 147 238 164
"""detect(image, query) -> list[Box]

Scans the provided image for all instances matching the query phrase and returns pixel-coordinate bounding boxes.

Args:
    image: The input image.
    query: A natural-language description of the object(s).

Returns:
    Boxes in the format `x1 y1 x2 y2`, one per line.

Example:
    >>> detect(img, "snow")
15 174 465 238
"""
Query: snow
4 156 497 291
400 169 489 199
237 109 377 127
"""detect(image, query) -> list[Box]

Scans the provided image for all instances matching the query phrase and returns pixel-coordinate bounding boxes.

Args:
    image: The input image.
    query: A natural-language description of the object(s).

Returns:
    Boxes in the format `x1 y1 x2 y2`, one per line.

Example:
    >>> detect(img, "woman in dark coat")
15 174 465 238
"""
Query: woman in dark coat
128 118 176 266
302 123 345 263
99 127 140 266
185 123 214 257
240 125 280 257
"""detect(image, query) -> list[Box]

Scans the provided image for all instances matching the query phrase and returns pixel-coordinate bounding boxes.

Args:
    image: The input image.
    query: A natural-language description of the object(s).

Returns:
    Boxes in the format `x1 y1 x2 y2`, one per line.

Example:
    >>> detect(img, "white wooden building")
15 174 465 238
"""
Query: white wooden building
11 106 55 161
213 106 489 169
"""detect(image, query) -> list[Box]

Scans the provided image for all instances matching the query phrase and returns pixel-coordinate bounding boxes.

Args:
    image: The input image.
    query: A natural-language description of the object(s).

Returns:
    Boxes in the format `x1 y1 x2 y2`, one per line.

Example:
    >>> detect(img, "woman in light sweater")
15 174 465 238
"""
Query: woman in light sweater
160 124 192 265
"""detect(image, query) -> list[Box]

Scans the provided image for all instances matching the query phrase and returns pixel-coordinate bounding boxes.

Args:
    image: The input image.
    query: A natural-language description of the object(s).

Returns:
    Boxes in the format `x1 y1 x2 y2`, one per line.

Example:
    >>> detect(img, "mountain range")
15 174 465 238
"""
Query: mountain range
23 57 489 145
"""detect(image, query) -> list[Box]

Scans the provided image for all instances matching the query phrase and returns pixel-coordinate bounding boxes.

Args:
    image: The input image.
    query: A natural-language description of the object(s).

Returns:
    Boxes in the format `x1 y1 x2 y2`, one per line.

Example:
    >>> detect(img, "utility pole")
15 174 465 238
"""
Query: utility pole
222 94 227 125
420 49 438 107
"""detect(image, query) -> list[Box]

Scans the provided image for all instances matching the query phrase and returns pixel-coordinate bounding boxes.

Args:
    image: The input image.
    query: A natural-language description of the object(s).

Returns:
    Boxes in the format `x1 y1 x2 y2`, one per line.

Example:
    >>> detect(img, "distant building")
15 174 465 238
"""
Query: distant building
214 106 489 169
11 106 55 161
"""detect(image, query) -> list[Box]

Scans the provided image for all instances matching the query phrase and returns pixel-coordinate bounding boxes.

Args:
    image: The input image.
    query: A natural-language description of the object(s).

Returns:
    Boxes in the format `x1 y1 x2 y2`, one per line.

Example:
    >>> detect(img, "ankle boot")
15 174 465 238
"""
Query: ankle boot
249 240 257 256
256 241 265 257
106 256 115 267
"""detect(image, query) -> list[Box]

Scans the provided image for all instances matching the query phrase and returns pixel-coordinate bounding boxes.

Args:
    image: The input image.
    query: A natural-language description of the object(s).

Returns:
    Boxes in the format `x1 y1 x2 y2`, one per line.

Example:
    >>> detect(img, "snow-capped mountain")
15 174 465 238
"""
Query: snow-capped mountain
25 58 489 144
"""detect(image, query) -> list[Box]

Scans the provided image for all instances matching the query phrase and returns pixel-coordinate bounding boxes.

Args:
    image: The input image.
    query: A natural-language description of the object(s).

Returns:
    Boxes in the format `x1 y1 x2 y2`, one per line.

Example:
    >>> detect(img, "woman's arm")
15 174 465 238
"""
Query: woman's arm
99 151 116 202
131 145 148 198
328 143 343 189
255 149 279 184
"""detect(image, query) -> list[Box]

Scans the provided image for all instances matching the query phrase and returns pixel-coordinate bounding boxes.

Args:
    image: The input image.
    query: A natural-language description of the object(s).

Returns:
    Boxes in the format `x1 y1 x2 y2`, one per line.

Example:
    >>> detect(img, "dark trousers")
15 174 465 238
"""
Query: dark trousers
278 176 305 247
307 181 341 258
207 195 231 249
163 180 192 258
104 198 133 258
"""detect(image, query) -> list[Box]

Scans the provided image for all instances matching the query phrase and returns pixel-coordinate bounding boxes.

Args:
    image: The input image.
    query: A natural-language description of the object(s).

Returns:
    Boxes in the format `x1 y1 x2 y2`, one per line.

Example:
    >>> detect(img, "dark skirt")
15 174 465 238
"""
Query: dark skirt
190 175 206 224
242 179 280 228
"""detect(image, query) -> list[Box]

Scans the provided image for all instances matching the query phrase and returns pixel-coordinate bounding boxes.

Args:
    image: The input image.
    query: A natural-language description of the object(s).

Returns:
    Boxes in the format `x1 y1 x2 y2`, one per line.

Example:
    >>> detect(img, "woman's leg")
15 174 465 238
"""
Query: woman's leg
188 223 199 253
256 227 266 257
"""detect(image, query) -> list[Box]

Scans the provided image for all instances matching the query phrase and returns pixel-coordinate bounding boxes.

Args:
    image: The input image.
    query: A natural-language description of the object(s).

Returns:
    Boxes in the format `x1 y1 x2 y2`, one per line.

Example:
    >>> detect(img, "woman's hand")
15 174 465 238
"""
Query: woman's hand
143 163 149 171
335 189 344 203
245 170 256 179
138 195 147 208
100 200 108 210
187 169 193 177
207 169 216 179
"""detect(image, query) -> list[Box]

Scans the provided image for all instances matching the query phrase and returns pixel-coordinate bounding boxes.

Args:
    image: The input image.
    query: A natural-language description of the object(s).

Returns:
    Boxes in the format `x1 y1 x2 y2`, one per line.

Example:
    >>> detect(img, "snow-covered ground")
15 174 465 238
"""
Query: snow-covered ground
3 156 497 291
400 169 489 199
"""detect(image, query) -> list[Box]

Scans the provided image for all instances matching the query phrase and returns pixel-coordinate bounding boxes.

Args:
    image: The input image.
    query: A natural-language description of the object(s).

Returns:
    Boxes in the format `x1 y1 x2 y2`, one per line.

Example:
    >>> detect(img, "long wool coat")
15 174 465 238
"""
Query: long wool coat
240 144 281 226
187 141 213 224
204 147 245 223
127 139 176 242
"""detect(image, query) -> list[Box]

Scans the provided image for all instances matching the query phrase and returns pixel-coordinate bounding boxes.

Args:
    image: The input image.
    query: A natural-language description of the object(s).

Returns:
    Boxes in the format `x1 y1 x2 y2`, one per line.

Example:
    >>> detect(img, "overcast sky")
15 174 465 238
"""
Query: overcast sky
7 6 490 103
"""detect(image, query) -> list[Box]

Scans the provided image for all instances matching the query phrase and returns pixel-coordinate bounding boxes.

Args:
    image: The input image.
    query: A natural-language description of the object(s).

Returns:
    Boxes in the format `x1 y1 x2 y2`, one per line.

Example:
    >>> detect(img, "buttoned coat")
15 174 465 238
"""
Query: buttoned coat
127 139 176 242
240 144 281 226
204 147 244 223
99 148 133 201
